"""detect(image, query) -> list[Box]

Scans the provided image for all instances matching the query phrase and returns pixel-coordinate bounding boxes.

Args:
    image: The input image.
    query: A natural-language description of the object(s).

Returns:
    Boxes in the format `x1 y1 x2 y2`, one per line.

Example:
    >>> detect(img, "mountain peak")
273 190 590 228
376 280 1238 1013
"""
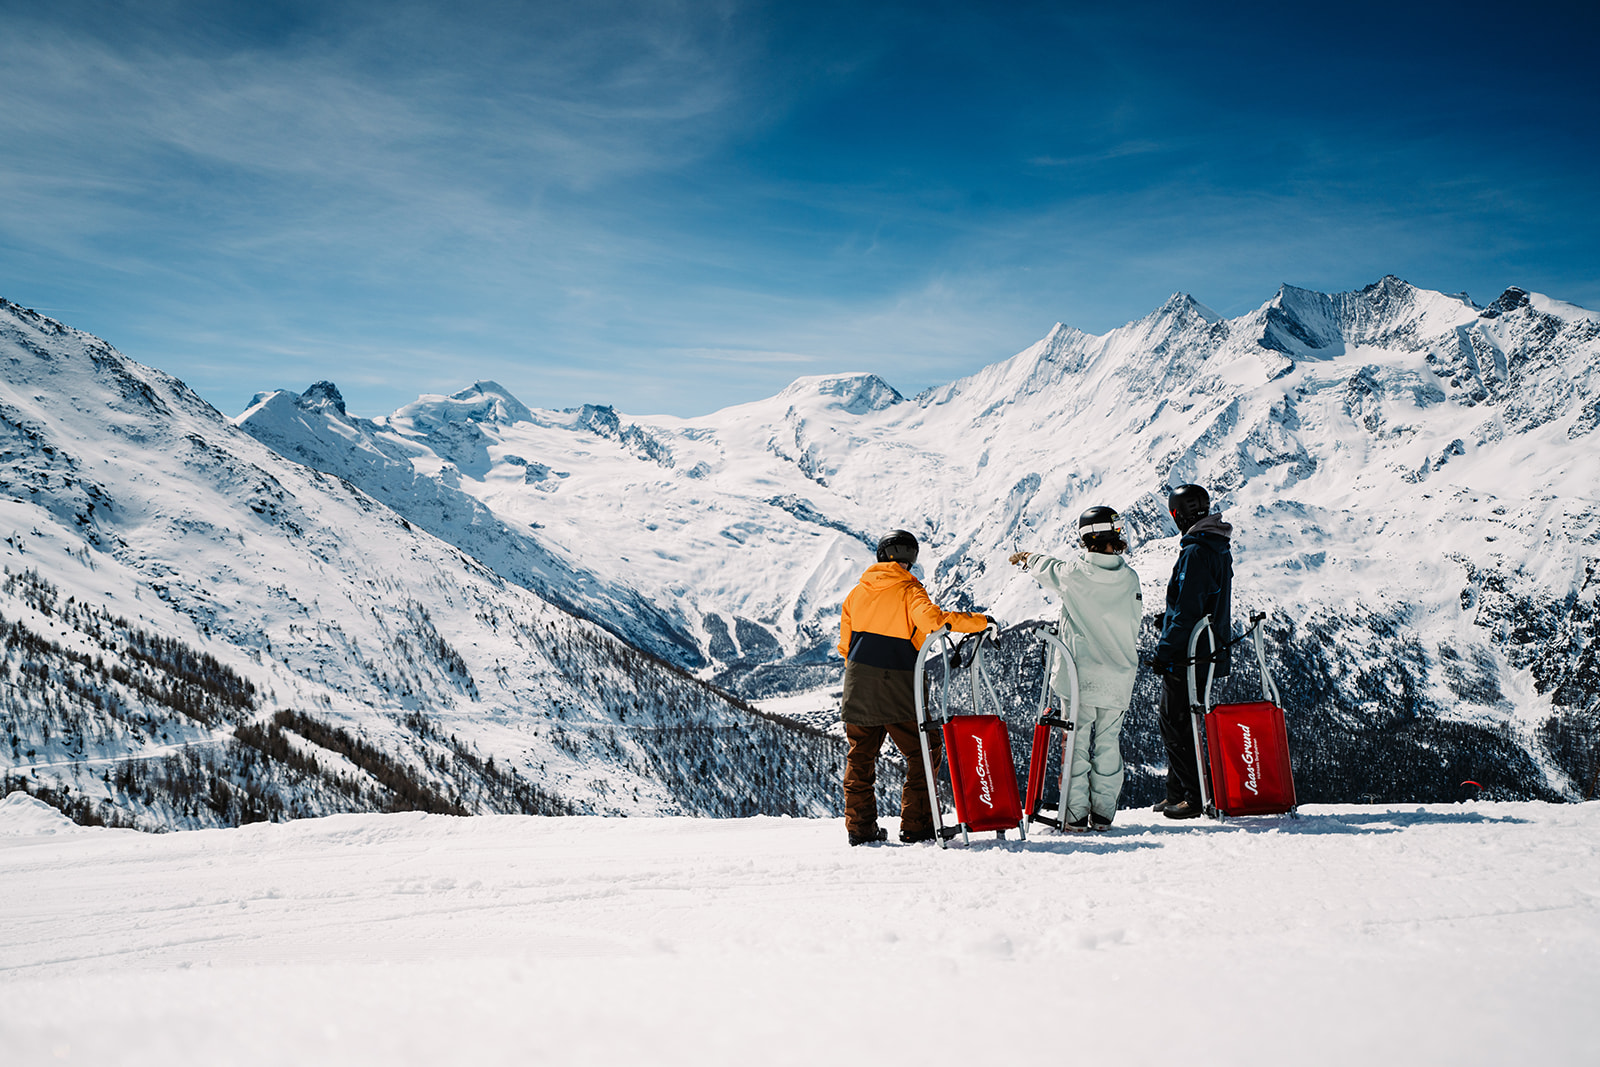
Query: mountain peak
1154 292 1221 324
1250 276 1478 358
0 297 69 336
299 381 347 417
1481 287 1531 318
390 381 534 431
1043 321 1087 343
450 381 534 423
1361 274 1416 298
778 373 903 415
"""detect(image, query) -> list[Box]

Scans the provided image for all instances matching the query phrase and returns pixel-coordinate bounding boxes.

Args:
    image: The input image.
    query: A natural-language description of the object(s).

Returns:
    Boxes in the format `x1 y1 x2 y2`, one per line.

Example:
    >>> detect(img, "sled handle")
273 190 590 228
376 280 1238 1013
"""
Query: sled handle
914 625 954 848
1031 622 1079 831
1185 615 1217 713
1186 615 1217 817
1249 613 1281 707
913 625 956 727
967 629 1027 842
1029 622 1081 725
968 628 1004 721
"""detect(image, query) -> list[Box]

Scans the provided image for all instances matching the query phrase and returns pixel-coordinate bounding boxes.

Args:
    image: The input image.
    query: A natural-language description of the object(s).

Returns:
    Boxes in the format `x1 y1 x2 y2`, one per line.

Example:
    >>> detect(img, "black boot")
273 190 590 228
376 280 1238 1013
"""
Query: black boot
1163 798 1203 820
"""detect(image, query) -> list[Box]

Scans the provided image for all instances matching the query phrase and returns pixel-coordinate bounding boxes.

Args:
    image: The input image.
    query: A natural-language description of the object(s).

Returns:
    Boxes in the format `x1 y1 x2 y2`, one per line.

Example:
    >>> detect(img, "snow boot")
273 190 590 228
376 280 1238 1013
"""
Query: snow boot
849 826 889 846
1163 798 1203 820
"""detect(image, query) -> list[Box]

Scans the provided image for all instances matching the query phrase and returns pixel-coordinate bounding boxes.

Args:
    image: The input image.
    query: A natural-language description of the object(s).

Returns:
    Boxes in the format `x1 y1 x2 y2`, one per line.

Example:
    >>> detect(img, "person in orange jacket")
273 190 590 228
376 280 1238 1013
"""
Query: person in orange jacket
838 529 992 845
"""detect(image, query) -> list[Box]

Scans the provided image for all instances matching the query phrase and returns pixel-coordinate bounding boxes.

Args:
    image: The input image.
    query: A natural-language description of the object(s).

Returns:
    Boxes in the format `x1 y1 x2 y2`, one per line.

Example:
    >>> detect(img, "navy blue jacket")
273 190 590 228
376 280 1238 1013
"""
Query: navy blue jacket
1155 514 1233 677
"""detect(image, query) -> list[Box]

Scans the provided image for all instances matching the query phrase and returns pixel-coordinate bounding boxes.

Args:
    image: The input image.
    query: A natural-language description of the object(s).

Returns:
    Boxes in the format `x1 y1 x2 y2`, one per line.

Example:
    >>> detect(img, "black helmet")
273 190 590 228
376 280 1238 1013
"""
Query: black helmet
1079 506 1126 552
1079 505 1120 534
1168 484 1210 533
876 529 919 566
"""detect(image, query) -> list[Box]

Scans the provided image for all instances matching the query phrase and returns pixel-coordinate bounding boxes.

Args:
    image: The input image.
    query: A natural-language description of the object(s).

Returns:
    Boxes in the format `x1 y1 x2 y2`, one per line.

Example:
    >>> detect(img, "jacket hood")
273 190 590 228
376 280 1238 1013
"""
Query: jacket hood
1085 551 1129 576
857 561 921 590
1185 513 1233 541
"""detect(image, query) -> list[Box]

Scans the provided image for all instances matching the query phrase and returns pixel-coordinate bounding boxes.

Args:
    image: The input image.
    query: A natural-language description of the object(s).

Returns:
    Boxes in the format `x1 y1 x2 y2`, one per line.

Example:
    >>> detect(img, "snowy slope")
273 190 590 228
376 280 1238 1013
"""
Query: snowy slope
3 796 1597 1066
237 277 1600 801
0 298 847 828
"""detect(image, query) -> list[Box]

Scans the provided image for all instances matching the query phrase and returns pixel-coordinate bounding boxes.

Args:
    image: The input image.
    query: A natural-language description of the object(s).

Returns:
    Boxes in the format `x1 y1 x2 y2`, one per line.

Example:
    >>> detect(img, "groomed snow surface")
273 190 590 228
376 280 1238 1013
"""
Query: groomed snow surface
3 793 1598 1066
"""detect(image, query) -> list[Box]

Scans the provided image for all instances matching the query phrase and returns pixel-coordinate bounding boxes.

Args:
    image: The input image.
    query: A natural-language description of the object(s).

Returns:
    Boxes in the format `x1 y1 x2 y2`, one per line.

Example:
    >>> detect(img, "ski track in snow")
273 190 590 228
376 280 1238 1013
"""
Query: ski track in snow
2 794 1597 1066
9 737 231 776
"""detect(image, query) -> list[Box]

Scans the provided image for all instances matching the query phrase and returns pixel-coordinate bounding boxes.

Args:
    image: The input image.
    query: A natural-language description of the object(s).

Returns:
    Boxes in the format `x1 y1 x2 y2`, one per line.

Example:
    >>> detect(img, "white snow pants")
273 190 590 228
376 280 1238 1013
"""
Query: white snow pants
1064 702 1126 822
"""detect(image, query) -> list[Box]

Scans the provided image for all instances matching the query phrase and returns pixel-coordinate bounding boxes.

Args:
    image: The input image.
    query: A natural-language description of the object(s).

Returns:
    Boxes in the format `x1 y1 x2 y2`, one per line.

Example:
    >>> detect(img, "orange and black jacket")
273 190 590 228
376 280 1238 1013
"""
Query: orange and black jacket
837 562 989 672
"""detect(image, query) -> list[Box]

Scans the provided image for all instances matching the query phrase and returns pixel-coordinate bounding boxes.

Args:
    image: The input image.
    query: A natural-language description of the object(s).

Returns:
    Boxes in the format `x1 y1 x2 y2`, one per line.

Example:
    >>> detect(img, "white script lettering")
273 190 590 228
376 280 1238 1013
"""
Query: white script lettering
1238 722 1260 796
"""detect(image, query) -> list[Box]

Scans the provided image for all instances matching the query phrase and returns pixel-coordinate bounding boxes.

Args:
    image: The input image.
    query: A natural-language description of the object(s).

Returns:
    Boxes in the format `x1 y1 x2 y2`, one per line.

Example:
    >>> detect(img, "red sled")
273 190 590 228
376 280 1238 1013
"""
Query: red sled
913 624 1025 847
943 715 1023 833
1186 612 1298 820
1021 622 1078 832
1204 700 1297 816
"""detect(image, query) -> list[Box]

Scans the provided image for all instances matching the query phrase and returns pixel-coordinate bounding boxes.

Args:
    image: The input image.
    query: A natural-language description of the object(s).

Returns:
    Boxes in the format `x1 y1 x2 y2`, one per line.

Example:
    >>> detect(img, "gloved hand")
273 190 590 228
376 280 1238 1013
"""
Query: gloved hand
1149 656 1176 677
1008 551 1031 567
984 615 1003 630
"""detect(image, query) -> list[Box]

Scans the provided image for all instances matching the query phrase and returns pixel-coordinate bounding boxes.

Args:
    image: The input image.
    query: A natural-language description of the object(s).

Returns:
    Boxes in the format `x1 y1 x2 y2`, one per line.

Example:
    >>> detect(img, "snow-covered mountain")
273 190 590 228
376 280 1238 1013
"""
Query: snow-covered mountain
238 277 1599 803
0 298 849 829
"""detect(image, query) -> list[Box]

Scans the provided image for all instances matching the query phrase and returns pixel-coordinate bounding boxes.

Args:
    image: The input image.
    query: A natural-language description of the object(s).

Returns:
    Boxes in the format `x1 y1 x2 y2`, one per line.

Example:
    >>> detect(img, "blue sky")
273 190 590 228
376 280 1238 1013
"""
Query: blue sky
2 0 1596 419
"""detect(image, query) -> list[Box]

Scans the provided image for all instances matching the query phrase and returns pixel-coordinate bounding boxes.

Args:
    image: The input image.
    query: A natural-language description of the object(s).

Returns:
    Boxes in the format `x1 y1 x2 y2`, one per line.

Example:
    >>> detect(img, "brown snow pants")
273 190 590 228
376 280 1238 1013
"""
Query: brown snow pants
843 721 942 839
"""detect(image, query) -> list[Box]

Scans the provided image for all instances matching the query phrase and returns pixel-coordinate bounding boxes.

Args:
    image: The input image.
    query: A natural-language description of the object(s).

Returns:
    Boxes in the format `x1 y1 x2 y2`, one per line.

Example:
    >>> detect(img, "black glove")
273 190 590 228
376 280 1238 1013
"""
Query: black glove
1150 656 1175 677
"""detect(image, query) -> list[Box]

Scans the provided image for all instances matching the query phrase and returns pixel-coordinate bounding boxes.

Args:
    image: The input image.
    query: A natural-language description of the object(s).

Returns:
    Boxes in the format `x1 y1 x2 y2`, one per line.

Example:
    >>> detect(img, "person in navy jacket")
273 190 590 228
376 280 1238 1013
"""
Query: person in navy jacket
1151 484 1233 819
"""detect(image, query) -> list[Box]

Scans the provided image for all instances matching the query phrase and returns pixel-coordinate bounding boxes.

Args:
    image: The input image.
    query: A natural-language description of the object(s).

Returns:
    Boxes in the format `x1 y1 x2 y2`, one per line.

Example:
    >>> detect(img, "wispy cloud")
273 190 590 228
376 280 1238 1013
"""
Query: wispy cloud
672 347 820 366
1028 140 1166 168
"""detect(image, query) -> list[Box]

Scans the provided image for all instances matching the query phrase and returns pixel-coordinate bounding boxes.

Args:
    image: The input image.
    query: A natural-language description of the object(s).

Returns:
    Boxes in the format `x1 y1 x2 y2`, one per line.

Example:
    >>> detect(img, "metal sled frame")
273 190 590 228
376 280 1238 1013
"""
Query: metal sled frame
1186 612 1294 821
913 622 1025 848
1022 622 1080 832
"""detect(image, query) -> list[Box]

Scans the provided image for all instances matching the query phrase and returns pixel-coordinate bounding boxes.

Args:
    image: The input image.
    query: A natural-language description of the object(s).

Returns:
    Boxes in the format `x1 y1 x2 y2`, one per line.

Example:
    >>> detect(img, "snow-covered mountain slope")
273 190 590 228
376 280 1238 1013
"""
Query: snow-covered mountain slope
235 382 705 668
4 800 1598 1067
236 376 897 688
0 298 849 829
238 277 1599 802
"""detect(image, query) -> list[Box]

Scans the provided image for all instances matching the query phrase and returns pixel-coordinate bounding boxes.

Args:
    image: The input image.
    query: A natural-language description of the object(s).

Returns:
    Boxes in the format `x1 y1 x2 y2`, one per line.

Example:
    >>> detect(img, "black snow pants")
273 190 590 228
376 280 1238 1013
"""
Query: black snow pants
1159 673 1202 805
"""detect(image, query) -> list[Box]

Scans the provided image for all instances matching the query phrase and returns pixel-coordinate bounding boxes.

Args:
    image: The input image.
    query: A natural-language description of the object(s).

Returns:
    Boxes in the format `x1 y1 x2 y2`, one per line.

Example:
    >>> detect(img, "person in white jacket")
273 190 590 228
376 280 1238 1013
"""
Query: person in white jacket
1009 506 1143 830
